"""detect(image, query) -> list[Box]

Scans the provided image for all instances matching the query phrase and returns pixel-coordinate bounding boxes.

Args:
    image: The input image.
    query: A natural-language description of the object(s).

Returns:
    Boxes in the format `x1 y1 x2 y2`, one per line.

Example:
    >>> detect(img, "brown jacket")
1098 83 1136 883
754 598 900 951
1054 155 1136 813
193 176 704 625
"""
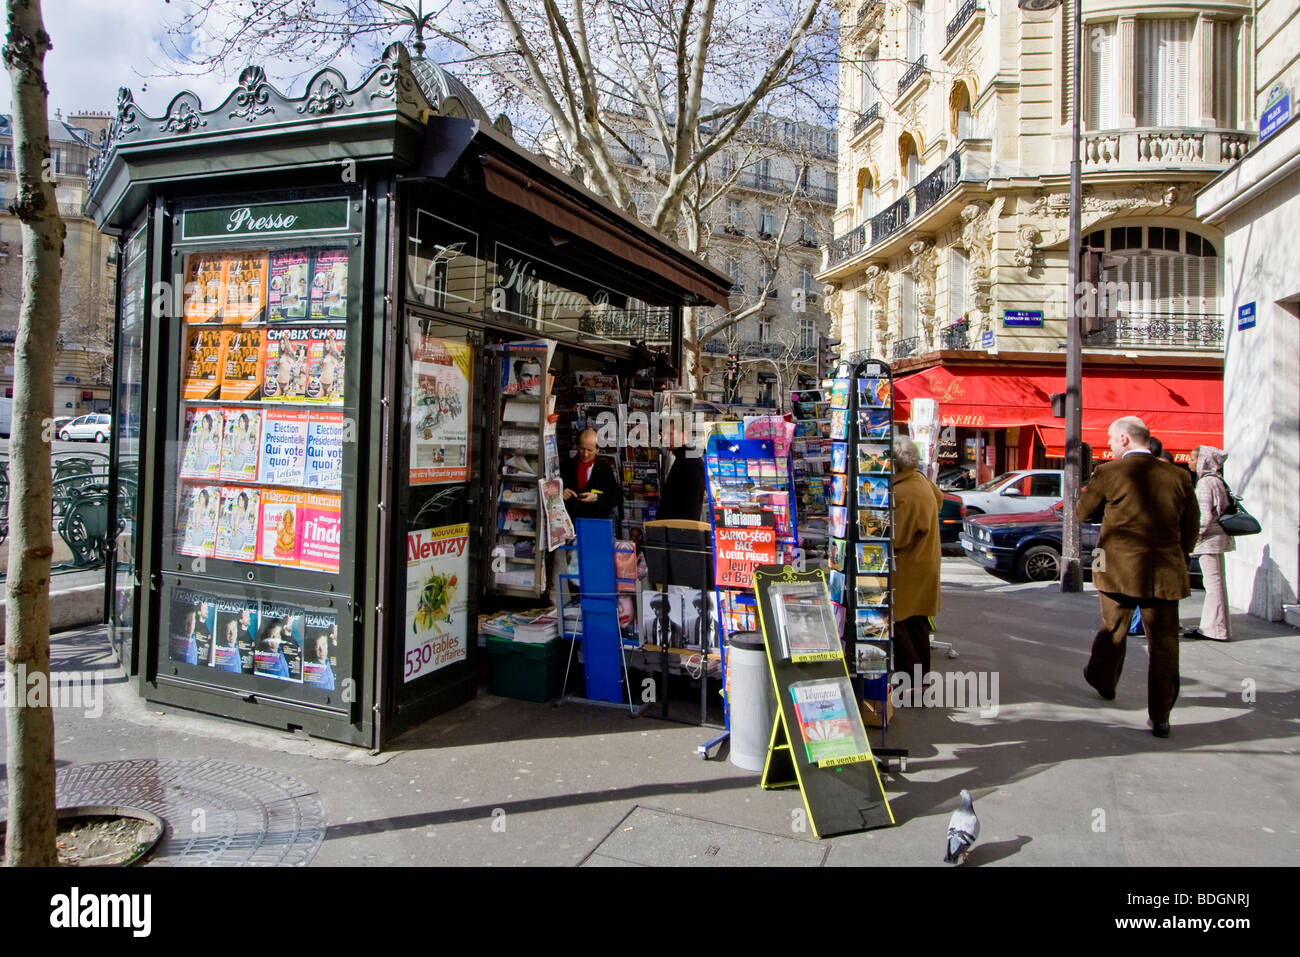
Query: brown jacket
1076 451 1200 600
892 468 944 620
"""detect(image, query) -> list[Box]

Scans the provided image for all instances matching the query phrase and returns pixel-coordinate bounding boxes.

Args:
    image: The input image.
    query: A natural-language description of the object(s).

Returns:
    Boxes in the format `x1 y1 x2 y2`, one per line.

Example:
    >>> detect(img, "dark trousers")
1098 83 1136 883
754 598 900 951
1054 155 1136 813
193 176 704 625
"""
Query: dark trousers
893 615 933 683
1086 592 1180 723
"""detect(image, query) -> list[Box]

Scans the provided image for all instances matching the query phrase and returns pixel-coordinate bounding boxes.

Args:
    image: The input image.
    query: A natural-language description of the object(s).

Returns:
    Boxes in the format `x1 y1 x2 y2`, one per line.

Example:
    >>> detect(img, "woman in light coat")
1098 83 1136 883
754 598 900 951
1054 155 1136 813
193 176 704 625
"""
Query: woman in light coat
1185 446 1232 641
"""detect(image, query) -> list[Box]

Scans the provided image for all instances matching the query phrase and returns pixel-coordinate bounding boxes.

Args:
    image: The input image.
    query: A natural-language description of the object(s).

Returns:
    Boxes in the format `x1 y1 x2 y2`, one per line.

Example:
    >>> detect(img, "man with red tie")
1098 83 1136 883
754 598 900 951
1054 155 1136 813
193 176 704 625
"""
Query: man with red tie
561 428 622 522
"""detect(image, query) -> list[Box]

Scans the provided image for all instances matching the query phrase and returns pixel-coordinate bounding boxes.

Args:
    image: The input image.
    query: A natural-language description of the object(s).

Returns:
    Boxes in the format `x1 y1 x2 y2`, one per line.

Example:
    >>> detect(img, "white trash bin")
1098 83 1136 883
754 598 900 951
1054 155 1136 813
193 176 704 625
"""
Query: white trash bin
726 631 775 772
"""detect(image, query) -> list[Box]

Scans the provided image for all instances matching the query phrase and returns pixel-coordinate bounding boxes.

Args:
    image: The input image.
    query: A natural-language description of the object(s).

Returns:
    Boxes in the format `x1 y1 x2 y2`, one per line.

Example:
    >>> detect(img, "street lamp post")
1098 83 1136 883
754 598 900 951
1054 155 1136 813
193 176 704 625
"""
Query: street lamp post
1020 0 1083 592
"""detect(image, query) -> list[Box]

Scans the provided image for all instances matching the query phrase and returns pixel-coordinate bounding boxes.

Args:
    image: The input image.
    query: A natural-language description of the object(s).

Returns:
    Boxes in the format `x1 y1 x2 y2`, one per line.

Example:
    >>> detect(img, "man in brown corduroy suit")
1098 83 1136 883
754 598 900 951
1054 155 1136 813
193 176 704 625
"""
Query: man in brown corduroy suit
1078 416 1200 738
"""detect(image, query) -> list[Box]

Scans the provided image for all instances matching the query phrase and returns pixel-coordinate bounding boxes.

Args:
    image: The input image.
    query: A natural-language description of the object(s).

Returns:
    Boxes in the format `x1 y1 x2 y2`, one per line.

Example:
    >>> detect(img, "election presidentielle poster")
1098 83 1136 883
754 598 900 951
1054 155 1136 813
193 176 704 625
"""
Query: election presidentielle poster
409 336 473 485
404 523 470 682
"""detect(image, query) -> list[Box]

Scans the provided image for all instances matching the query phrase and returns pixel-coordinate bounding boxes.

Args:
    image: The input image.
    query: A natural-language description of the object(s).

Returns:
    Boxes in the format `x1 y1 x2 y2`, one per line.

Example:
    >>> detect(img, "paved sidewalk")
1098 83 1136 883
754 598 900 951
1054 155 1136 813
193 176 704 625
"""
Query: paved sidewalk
2 559 1297 866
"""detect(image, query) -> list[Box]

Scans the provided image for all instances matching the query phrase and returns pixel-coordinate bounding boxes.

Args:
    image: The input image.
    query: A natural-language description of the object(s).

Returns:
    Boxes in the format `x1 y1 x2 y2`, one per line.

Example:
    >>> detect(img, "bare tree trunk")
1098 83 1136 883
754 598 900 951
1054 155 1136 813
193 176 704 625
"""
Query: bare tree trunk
3 0 63 867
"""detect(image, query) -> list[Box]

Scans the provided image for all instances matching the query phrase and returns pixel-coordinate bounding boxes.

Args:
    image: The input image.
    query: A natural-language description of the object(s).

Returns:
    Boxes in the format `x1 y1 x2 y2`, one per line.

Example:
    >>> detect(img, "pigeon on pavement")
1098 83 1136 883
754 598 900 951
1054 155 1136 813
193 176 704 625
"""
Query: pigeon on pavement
944 789 980 865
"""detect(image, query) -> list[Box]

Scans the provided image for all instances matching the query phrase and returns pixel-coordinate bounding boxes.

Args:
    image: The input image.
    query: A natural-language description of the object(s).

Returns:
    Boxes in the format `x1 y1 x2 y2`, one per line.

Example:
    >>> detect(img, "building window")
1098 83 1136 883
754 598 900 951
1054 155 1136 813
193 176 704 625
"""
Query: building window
801 267 815 295
901 271 917 340
759 207 776 236
858 170 875 222
1212 20 1239 128
800 217 816 243
1136 19 1191 127
727 199 744 230
726 257 742 289
1148 227 1179 251
906 150 920 188
949 247 968 322
800 318 816 351
1110 226 1143 250
1084 21 1117 130
721 152 736 178
1090 227 1221 319
862 48 880 111
907 3 925 65
756 318 772 342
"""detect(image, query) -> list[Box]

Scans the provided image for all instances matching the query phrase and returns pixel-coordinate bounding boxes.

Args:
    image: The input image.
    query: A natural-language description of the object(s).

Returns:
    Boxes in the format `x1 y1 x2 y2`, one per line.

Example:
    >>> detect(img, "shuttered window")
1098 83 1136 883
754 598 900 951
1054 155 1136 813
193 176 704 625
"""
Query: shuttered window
950 248 968 323
1212 20 1239 128
1136 19 1190 127
1084 21 1117 130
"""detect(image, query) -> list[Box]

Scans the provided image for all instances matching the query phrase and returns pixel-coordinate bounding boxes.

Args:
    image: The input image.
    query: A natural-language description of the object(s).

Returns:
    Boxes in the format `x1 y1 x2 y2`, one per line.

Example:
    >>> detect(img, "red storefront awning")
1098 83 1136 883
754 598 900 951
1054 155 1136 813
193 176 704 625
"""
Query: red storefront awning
894 366 1223 457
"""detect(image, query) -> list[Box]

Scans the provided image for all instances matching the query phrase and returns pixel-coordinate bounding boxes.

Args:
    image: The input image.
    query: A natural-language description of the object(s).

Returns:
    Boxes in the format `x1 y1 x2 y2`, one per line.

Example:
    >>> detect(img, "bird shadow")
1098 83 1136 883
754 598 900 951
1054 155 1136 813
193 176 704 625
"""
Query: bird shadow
964 834 1032 866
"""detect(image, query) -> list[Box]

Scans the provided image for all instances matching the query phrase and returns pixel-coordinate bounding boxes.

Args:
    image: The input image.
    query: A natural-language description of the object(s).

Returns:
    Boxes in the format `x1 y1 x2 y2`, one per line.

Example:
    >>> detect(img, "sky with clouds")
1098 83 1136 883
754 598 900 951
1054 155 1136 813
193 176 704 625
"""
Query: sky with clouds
0 0 381 120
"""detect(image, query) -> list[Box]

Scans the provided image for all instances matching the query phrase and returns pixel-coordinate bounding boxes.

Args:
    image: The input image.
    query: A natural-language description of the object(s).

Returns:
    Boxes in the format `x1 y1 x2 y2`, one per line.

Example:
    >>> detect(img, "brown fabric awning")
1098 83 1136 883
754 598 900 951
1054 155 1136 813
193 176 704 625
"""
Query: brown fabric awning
479 154 730 307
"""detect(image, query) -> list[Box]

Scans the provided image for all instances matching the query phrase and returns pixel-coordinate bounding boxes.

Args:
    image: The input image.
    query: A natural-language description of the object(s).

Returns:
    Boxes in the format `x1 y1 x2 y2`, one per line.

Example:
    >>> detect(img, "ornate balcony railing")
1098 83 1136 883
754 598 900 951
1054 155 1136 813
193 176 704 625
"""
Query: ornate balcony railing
1081 128 1257 170
946 0 981 45
913 151 962 216
1083 314 1224 350
941 321 970 350
871 194 911 246
827 223 868 267
852 102 881 137
891 336 920 360
897 56 928 97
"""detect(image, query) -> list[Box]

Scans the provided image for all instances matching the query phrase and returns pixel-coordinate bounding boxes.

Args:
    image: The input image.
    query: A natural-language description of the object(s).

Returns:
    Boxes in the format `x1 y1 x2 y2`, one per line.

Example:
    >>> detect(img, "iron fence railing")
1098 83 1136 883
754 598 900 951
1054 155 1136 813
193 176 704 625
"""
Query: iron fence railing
941 321 970 350
946 0 982 45
914 151 962 216
891 336 920 359
852 102 881 136
898 56 928 97
1083 314 1224 350
828 223 868 265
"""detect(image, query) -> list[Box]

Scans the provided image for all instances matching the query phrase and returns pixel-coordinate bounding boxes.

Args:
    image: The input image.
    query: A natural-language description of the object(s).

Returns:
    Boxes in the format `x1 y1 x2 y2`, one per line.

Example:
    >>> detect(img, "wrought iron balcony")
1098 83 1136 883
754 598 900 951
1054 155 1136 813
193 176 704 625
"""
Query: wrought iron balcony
702 338 816 361
941 321 970 350
1083 314 1224 351
946 0 982 45
871 194 911 246
852 102 881 137
914 151 962 216
897 57 928 97
891 336 920 360
827 223 868 267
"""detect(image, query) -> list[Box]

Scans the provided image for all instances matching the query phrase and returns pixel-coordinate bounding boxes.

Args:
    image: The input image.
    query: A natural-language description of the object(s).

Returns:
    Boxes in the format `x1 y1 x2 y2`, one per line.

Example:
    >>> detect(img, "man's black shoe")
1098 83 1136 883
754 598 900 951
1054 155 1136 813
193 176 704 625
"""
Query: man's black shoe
1084 667 1115 701
1183 628 1208 640
1152 721 1171 738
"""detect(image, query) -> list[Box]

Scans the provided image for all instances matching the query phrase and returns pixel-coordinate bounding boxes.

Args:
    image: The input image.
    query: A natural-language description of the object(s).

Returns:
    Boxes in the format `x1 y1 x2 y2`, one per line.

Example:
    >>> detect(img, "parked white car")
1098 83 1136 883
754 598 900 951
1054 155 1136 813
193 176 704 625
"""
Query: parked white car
949 469 1065 516
58 413 112 442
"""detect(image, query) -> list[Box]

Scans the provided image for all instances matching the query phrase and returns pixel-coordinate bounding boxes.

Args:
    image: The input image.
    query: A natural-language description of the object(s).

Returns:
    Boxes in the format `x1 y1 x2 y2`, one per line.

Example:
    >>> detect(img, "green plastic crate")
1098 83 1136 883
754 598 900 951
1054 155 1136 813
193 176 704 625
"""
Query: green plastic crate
487 636 567 702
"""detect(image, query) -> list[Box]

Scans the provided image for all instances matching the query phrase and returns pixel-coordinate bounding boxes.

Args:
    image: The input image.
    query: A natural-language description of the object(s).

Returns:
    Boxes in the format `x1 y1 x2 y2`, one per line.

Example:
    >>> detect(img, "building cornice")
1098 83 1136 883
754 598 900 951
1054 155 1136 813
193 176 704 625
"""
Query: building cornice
1197 116 1300 224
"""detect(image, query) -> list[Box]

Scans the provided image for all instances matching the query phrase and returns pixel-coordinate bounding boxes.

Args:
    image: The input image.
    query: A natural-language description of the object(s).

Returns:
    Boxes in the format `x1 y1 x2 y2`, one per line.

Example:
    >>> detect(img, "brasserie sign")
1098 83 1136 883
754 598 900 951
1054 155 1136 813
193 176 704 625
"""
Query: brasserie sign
181 198 352 242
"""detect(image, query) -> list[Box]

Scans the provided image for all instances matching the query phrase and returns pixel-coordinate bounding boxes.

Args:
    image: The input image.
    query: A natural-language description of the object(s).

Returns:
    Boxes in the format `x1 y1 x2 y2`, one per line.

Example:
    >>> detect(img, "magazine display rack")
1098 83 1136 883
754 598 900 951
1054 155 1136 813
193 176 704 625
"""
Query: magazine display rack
753 564 894 837
490 341 556 597
789 389 831 564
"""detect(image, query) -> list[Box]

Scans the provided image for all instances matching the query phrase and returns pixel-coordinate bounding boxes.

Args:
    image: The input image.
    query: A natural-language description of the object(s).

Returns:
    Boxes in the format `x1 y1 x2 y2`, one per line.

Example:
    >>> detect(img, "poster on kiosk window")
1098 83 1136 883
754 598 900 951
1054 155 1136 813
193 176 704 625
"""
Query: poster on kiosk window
404 523 470 682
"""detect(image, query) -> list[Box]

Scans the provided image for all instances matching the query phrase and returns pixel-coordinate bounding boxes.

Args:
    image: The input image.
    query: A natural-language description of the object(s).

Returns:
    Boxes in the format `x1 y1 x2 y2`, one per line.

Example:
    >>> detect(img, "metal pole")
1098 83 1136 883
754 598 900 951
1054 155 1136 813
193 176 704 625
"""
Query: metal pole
1061 0 1083 591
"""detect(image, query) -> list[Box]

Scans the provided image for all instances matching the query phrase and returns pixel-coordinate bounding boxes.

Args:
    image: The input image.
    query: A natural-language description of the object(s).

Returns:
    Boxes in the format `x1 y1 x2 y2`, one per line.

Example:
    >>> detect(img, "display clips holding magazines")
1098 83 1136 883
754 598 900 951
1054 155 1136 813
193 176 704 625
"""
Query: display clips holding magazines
753 564 894 837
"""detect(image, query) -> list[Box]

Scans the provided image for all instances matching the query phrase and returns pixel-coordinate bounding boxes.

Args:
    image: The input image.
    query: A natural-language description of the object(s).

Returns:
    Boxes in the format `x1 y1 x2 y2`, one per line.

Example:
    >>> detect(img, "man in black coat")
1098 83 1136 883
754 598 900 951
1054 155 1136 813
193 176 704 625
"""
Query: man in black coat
561 428 623 522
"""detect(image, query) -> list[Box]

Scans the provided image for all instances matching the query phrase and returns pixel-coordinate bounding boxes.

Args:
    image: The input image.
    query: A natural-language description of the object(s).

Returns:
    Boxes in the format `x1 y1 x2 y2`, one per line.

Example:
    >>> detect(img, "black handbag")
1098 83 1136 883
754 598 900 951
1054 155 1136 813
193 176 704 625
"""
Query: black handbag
1217 480 1261 536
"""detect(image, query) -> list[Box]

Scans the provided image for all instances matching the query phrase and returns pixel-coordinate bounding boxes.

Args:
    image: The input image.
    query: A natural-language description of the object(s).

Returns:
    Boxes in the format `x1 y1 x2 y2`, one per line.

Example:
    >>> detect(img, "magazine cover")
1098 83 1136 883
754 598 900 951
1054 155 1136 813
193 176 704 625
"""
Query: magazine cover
856 575 890 607
305 411 345 490
405 524 470 682
254 600 304 682
211 596 257 674
856 541 890 573
828 474 846 506
788 677 872 765
503 342 549 397
258 409 310 486
169 588 217 666
298 492 342 573
305 326 346 403
222 251 268 323
258 489 305 568
858 408 892 441
827 506 848 539
498 507 536 534
641 590 684 648
179 407 225 479
176 484 220 558
182 326 223 401
183 253 226 323
410 336 472 485
218 328 263 402
260 325 313 402
830 442 848 475
829 409 849 440
219 408 262 482
858 507 891 538
829 379 850 409
857 442 892 474
267 249 311 321
678 588 718 651
858 377 892 408
613 540 637 592
213 486 260 563
540 477 575 551
309 247 349 319
770 581 841 660
302 609 338 690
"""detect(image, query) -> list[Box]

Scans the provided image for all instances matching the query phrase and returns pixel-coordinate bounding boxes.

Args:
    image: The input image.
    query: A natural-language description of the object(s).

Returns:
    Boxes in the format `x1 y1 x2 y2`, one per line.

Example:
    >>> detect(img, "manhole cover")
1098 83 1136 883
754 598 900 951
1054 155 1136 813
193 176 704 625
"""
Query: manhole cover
0 759 325 866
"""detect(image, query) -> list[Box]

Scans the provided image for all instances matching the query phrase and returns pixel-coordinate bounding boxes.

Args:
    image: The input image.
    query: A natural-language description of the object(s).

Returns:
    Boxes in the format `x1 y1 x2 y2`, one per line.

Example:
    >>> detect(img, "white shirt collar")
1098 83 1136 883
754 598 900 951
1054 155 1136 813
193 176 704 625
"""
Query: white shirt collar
1122 448 1152 458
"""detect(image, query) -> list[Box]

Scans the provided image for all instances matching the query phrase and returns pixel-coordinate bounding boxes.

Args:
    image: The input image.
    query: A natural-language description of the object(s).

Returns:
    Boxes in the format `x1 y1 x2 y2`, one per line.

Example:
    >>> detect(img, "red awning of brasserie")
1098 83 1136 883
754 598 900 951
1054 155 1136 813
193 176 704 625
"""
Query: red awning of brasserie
894 365 1223 456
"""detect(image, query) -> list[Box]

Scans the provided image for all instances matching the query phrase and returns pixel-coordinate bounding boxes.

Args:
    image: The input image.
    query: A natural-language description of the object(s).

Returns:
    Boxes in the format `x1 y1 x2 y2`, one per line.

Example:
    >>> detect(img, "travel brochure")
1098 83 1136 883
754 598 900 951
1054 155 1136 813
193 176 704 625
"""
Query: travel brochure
788 677 873 766
166 589 337 689
183 247 347 325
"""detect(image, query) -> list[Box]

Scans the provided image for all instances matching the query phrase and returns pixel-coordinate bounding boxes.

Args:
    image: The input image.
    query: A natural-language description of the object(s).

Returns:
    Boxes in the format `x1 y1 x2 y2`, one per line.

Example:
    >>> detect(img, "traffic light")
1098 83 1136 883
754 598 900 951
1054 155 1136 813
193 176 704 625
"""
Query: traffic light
724 352 740 403
1080 249 1104 335
817 334 840 379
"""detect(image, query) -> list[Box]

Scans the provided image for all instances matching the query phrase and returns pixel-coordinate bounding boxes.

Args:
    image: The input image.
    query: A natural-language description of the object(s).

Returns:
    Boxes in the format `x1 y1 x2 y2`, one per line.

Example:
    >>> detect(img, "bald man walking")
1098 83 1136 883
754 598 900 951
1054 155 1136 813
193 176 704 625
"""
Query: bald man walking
1078 416 1200 738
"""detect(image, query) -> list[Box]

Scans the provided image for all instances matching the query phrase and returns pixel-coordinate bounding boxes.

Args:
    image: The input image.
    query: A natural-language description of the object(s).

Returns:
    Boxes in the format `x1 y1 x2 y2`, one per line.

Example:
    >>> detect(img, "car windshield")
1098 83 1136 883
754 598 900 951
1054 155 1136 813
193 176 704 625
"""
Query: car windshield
976 472 1021 491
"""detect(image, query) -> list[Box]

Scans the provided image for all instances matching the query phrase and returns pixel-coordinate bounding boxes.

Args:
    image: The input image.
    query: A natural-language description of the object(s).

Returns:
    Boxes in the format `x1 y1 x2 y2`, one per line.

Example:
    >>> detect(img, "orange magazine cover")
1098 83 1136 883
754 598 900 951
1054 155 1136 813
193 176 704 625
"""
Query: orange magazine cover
218 327 263 401
222 250 268 323
182 327 223 401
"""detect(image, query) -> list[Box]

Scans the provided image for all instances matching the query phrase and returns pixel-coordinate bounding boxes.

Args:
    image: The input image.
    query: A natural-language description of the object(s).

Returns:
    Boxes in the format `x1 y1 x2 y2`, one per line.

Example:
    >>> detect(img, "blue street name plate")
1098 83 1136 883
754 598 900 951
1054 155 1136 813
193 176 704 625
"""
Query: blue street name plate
981 330 995 348
1237 302 1256 331
1261 94 1291 142
1002 310 1043 328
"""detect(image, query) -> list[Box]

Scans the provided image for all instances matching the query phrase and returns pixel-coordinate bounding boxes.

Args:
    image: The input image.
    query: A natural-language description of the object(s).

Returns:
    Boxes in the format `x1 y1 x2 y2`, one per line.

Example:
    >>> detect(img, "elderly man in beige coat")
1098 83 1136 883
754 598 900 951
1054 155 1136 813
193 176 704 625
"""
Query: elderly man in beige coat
890 436 944 685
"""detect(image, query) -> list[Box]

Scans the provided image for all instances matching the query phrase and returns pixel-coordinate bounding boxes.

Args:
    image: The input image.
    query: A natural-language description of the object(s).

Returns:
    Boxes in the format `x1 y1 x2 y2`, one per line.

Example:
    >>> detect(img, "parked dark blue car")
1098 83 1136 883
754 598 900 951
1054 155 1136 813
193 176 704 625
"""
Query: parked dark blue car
960 501 1202 585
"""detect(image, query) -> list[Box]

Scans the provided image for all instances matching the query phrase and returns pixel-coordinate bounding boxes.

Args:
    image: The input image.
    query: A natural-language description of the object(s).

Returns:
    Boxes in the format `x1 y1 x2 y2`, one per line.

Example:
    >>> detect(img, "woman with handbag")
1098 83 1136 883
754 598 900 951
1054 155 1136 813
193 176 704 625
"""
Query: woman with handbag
1185 446 1232 642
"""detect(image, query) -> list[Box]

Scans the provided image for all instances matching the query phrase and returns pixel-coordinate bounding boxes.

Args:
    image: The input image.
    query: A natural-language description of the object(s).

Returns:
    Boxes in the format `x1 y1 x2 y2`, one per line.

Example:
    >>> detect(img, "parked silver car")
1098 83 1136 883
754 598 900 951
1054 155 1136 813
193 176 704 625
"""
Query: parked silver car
949 469 1064 516
58 413 112 443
